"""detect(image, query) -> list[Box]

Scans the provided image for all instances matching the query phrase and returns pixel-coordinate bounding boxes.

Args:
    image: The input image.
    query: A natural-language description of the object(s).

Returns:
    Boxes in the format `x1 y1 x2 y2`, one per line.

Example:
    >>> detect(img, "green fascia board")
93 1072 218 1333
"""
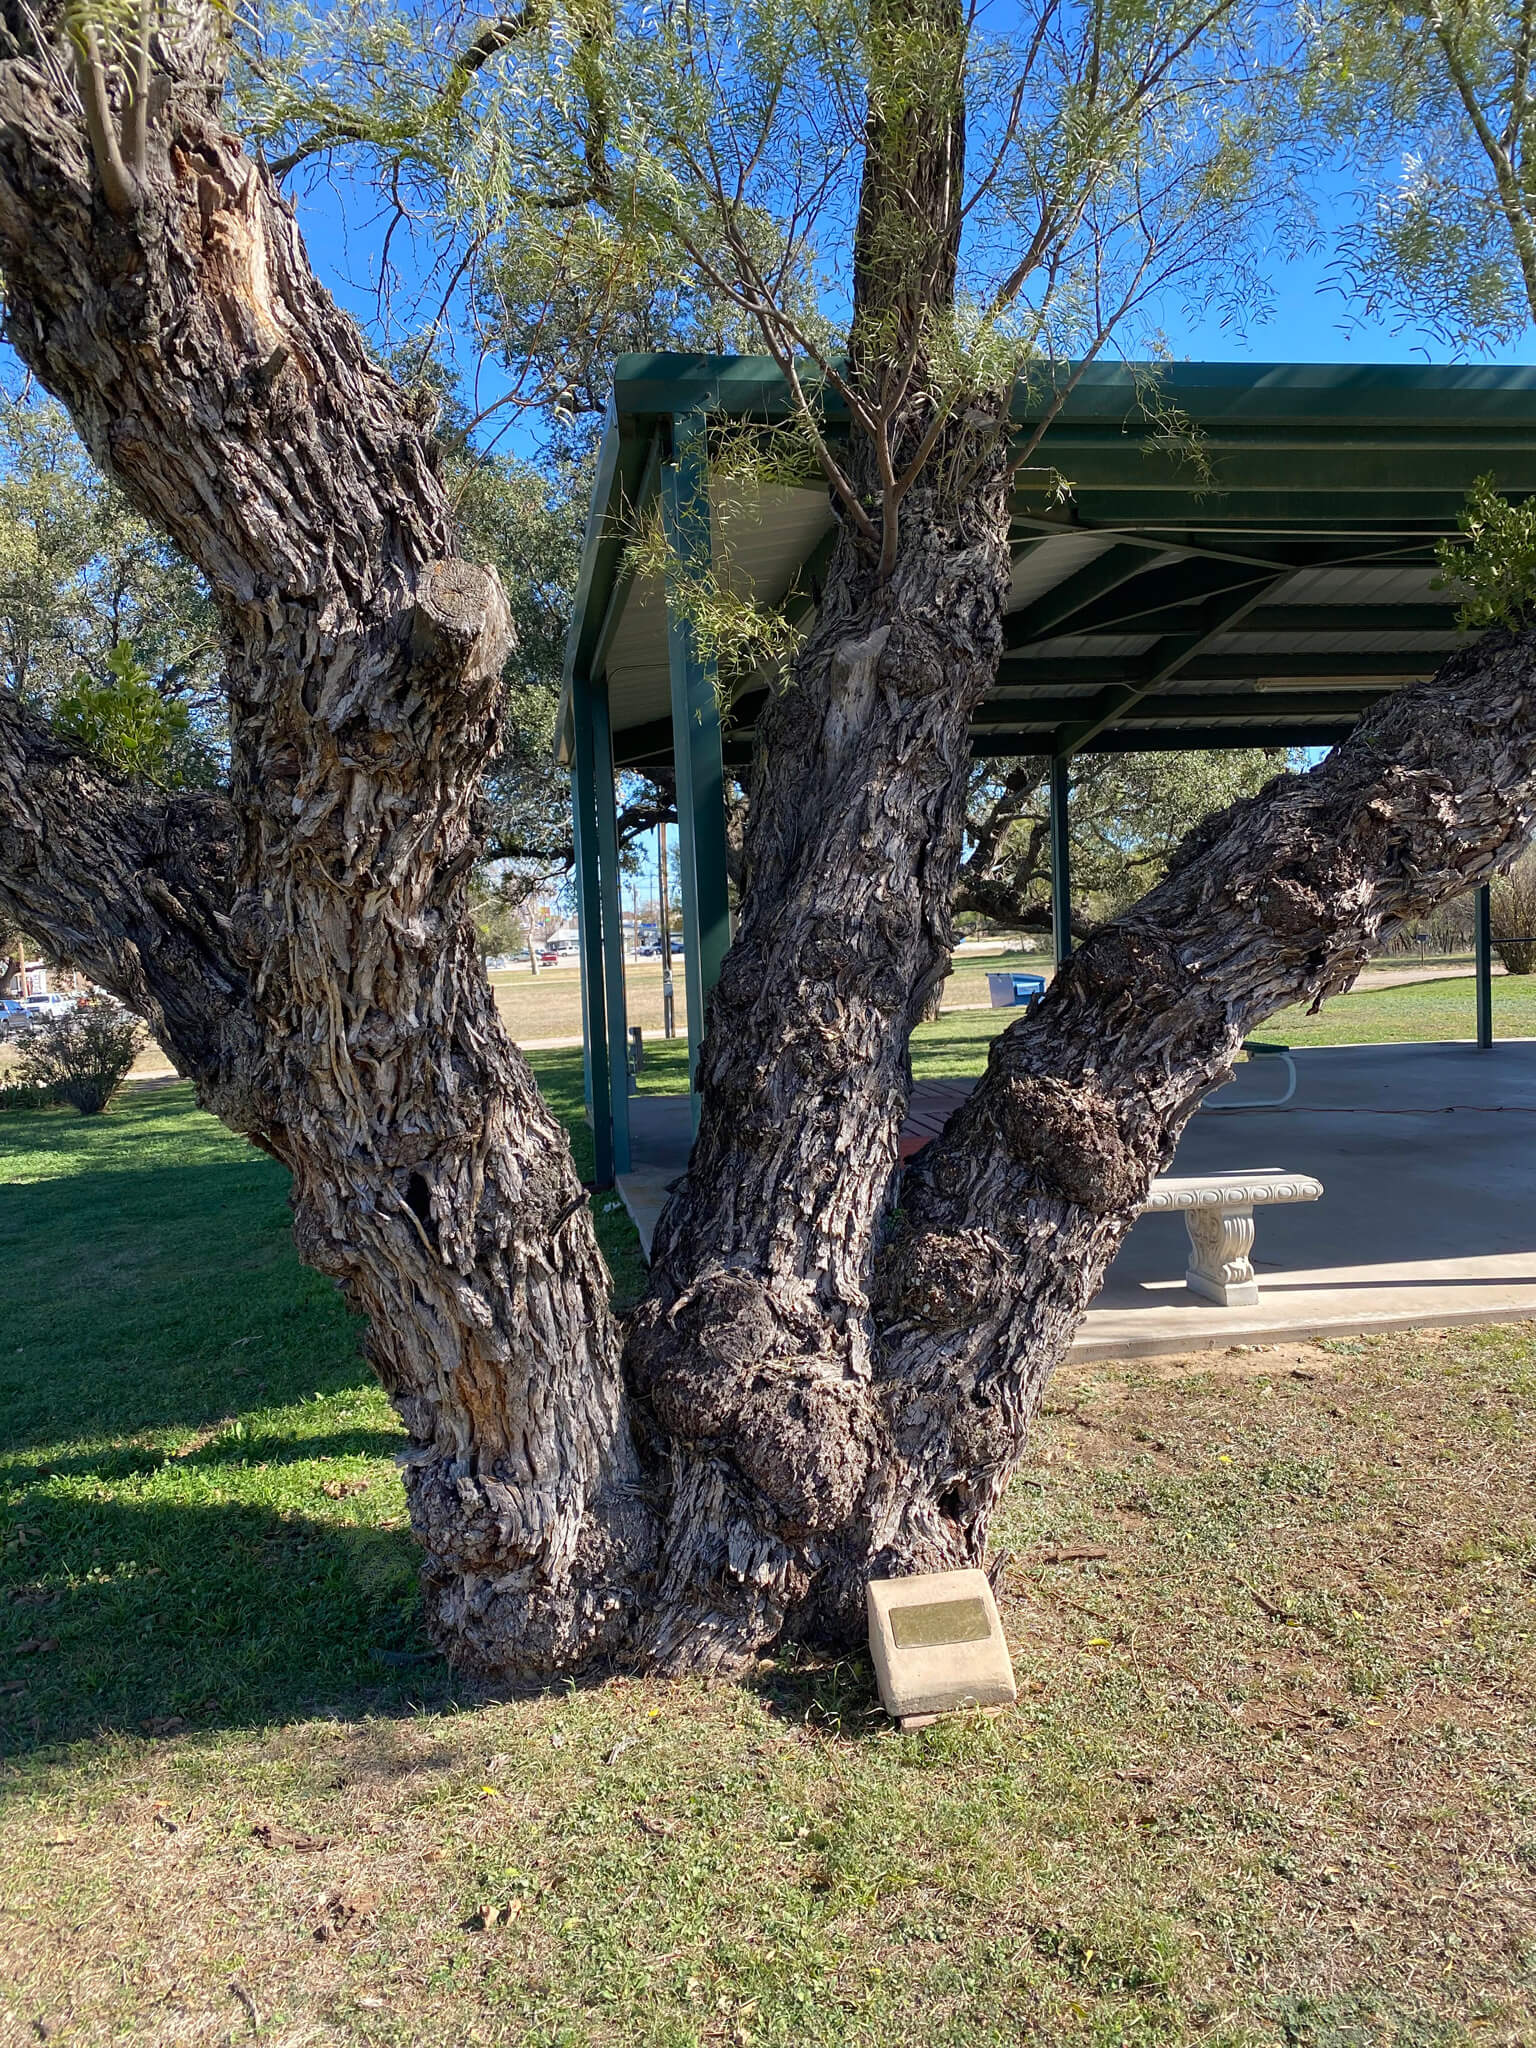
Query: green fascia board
1012 490 1518 526
1009 357 1536 428
1017 441 1536 496
603 351 1536 432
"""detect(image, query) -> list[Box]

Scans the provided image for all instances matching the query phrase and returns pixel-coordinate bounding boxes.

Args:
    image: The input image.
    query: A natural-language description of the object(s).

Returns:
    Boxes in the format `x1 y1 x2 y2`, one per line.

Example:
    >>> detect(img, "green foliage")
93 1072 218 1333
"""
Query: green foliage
1488 853 1536 974
964 748 1287 924
1436 475 1536 632
53 641 200 783
0 1079 66 1114
235 0 1291 467
1304 0 1536 350
15 1003 146 1115
1070 750 1288 911
0 387 222 786
445 426 579 873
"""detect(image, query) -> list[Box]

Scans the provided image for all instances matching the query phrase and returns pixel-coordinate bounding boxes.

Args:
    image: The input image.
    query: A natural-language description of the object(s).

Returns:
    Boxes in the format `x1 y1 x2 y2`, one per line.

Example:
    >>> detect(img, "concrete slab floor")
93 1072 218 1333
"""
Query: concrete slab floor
614 1041 1536 1360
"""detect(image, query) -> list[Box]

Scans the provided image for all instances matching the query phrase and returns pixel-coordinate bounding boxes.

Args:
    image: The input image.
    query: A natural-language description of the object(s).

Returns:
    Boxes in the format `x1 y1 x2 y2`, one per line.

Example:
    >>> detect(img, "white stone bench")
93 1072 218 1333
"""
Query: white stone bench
1138 1172 1324 1306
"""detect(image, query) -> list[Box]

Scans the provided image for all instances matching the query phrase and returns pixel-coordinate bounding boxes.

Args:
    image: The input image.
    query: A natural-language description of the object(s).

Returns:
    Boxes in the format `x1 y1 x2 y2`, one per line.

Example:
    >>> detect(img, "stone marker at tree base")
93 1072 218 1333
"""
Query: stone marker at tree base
867 1570 1018 1727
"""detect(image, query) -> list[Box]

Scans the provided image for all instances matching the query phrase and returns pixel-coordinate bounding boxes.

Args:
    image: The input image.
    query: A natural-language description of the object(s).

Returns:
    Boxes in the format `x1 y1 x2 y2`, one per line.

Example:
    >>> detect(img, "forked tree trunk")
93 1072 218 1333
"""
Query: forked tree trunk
2 1 1536 1687
627 433 1013 1667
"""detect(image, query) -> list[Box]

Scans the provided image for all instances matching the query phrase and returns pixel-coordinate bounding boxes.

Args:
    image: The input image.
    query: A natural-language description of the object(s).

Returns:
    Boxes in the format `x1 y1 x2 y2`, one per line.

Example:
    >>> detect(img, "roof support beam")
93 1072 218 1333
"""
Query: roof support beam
998 649 1446 687
1083 600 1464 639
1006 513 1448 576
1003 543 1151 646
974 688 1390 730
663 412 732 1123
975 724 1357 755
1050 571 1282 755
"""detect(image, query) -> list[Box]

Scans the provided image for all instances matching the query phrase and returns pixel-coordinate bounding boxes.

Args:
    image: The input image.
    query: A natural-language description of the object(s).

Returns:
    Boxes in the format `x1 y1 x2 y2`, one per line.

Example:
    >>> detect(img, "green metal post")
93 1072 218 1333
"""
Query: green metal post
1476 881 1494 1051
571 675 614 1184
1050 754 1073 967
661 411 731 1121
591 676 631 1174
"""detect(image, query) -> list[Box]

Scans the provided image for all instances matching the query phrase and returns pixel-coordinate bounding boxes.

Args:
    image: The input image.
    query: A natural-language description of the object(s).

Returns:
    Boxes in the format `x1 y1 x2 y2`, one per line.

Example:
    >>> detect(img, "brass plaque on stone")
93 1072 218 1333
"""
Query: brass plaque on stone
889 1596 990 1649
866 1568 1018 1725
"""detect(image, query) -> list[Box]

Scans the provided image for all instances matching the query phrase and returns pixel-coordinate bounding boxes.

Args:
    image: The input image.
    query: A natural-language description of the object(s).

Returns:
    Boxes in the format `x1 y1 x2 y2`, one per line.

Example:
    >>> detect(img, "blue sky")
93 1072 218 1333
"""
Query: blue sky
286 159 1535 472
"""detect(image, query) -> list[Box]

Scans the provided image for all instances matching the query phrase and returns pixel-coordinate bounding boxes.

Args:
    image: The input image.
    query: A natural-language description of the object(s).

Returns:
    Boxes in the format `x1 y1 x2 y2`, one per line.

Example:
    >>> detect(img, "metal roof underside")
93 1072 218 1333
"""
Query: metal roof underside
558 354 1536 768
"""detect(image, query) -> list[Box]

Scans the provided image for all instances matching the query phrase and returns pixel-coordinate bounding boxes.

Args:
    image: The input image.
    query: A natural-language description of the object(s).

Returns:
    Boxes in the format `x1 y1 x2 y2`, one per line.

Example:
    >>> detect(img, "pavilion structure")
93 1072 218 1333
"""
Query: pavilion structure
556 353 1536 1185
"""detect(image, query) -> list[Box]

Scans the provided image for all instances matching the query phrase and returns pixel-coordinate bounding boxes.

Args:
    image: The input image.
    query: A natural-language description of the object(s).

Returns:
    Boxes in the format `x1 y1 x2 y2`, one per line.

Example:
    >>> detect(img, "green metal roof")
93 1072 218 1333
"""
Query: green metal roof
559 354 1536 767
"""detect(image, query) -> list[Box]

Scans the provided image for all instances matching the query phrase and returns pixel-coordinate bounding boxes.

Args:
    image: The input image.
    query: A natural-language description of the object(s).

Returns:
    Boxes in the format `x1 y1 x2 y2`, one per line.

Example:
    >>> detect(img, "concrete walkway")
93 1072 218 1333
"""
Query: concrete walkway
617 1041 1536 1360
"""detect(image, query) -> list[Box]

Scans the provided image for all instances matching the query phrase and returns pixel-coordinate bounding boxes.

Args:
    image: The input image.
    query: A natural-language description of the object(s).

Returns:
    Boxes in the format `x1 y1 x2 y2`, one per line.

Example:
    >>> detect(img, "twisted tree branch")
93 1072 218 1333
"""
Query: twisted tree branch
0 689 275 1134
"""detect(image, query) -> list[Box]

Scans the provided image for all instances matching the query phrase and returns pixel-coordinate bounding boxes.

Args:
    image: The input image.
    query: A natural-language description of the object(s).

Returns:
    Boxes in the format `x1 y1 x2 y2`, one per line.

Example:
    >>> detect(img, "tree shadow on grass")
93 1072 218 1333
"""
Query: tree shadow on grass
0 1490 475 1761
742 1646 886 1740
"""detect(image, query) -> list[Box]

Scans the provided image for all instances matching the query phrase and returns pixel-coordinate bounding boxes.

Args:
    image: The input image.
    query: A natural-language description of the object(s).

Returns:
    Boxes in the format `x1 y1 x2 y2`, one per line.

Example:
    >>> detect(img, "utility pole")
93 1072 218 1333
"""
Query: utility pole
659 824 676 1039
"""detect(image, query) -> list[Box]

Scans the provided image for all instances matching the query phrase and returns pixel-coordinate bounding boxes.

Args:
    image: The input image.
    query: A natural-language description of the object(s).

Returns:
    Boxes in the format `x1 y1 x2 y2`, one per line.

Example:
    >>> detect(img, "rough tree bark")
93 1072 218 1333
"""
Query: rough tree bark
2 0 1534 1684
622 0 1023 1666
869 643 1536 1576
0 692 266 1125
0 2 652 1671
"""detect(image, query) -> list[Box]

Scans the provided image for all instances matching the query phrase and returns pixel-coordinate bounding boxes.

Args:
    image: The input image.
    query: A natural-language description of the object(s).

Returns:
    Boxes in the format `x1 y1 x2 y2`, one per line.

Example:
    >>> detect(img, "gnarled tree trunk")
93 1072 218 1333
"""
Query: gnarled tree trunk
0 2 653 1673
1 0 1534 1686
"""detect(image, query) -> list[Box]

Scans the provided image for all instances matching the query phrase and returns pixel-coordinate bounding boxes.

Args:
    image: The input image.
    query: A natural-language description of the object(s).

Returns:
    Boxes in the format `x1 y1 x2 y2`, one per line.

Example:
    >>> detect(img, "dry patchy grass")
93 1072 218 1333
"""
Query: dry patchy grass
2 1325 1532 2047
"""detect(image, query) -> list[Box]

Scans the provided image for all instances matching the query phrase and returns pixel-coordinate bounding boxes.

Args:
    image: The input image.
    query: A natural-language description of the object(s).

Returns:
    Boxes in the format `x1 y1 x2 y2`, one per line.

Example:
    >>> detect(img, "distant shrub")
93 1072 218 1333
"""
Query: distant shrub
15 1003 145 1114
1490 861 1536 976
0 1079 66 1114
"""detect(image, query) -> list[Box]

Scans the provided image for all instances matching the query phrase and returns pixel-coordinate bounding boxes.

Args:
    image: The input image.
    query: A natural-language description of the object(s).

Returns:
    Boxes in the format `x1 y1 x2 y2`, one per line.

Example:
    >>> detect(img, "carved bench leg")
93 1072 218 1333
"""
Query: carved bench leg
1183 1204 1259 1306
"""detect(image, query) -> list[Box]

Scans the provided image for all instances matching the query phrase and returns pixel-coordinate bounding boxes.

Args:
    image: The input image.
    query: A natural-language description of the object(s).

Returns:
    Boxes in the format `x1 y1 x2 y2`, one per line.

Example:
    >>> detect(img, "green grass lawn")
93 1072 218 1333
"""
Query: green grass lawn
1 1054 1534 2043
620 972 1536 1094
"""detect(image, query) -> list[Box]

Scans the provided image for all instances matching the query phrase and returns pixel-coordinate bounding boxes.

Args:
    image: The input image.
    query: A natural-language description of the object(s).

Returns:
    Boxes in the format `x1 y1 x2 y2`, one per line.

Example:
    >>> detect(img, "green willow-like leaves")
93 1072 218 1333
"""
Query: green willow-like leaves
1305 0 1536 350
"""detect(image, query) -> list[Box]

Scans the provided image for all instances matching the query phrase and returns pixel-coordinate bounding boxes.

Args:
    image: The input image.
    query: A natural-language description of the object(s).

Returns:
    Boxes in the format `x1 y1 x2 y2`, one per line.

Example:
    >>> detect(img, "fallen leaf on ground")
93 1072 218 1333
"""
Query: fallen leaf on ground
313 1888 378 1941
252 1820 333 1851
633 1809 678 1838
465 1899 523 1931
1248 1586 1299 1622
15 1636 59 1656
